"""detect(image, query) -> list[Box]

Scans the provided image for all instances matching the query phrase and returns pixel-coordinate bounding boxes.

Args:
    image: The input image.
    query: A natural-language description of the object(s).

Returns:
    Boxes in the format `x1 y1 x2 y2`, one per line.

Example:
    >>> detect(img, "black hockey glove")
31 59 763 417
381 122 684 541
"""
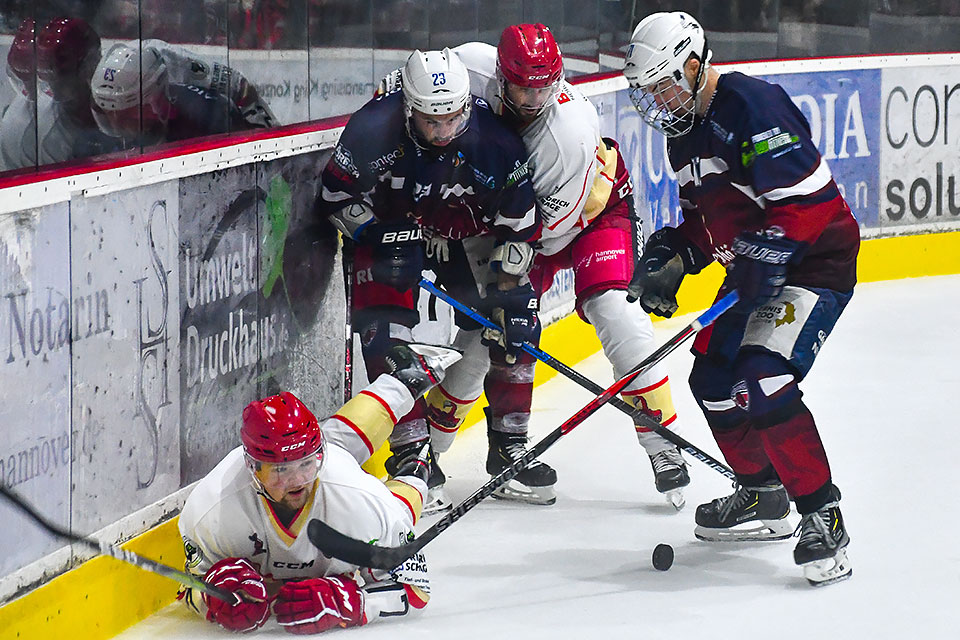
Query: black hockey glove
386 441 432 485
481 283 540 365
365 222 424 291
627 227 709 318
729 229 804 308
383 344 461 398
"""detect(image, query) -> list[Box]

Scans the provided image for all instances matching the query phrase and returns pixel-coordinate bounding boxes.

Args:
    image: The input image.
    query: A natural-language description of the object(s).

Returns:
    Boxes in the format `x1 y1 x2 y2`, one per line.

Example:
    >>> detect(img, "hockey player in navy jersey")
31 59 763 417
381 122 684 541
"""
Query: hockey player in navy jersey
623 12 859 586
90 43 261 148
375 26 692 508
319 48 544 512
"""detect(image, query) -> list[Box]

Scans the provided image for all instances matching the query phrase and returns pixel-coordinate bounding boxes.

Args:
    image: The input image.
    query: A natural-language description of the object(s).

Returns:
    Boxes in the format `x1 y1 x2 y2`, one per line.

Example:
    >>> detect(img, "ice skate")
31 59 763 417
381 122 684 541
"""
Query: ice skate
794 499 852 586
485 410 557 505
384 343 462 398
385 440 452 516
648 447 689 510
695 483 793 541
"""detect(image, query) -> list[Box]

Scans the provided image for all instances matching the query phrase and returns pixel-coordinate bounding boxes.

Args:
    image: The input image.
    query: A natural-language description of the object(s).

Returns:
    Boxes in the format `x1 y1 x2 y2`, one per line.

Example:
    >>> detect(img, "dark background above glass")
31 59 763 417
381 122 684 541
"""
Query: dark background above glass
1 0 958 177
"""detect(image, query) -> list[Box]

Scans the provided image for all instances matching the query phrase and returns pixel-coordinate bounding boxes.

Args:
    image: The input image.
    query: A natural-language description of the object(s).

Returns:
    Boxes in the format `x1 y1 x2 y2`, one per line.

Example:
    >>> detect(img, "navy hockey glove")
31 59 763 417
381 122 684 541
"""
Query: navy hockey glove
729 229 803 307
481 283 540 365
627 227 709 318
365 222 424 291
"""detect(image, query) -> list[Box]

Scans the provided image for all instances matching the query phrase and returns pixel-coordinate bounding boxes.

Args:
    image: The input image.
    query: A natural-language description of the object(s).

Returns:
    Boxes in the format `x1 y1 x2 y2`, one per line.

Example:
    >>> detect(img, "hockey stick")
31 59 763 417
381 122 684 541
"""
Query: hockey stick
342 240 355 403
308 291 738 570
0 484 242 606
418 277 734 480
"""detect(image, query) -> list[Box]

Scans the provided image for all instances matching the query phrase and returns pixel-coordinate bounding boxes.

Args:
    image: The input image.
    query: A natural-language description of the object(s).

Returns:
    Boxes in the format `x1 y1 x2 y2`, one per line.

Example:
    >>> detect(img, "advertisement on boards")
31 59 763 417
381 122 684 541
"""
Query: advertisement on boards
762 69 881 230
179 153 342 484
69 182 182 531
879 65 960 233
0 203 72 575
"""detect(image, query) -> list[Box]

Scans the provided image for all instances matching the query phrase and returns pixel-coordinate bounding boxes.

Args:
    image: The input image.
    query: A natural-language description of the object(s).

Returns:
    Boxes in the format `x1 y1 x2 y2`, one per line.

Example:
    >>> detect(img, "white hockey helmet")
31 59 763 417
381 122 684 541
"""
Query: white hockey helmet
623 12 711 137
401 48 472 147
91 43 169 138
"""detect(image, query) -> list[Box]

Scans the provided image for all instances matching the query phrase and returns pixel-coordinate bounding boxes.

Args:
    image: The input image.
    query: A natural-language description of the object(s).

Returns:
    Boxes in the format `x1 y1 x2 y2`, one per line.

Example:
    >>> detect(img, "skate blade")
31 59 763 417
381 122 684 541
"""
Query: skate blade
421 487 453 517
694 518 794 542
802 549 853 586
490 479 556 506
665 489 685 511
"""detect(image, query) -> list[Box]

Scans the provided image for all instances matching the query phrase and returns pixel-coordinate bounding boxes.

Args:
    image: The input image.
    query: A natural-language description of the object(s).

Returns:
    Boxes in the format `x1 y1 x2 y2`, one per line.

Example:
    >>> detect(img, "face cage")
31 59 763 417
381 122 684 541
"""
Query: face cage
628 83 697 138
404 101 472 150
245 449 323 497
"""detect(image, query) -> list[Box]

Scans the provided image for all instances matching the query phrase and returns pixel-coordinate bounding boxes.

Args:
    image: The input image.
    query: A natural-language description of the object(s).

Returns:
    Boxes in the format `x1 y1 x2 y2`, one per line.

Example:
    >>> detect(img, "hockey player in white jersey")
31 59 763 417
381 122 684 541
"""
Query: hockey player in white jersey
380 25 691 507
178 344 460 633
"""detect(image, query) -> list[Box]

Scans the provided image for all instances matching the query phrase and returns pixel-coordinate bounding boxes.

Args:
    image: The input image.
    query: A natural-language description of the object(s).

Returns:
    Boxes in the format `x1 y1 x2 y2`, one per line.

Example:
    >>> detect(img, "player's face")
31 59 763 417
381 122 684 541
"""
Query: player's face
410 107 469 147
503 81 556 122
643 77 693 117
255 452 321 510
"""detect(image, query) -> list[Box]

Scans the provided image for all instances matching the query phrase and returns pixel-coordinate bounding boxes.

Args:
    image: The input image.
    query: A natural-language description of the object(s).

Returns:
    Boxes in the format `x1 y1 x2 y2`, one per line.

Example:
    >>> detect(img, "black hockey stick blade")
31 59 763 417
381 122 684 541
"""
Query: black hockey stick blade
308 519 416 570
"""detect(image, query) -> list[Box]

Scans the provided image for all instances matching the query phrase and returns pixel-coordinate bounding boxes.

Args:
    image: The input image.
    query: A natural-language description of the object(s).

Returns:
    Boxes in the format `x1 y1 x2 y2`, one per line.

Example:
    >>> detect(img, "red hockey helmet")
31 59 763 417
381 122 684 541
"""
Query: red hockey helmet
497 23 563 89
241 391 324 464
6 18 37 98
37 17 101 100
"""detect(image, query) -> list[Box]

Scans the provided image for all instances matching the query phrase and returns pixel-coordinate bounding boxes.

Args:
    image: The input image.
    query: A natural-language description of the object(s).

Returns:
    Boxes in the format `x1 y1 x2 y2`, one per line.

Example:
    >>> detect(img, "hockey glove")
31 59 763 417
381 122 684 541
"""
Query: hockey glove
627 227 709 318
274 575 366 634
729 229 803 307
481 283 540 365
366 222 424 291
202 557 270 632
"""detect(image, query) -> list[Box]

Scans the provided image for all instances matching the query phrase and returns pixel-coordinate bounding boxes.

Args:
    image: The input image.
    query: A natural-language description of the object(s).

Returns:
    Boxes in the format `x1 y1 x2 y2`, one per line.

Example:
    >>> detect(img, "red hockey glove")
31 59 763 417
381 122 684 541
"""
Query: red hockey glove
202 557 270 632
274 575 366 634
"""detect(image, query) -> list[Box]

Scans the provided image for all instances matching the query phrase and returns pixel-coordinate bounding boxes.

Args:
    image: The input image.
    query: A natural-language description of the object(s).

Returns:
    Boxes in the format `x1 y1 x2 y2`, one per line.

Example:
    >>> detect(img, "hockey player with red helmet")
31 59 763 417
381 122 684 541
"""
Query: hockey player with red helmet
1 17 44 171
376 25 692 508
178 344 459 633
34 16 121 165
622 12 858 586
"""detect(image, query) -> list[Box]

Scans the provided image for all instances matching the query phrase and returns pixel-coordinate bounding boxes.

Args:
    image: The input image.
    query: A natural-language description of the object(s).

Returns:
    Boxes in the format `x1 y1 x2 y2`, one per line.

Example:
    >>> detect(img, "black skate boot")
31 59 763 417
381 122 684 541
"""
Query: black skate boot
385 439 451 515
695 483 793 541
648 447 690 510
485 408 557 505
384 344 462 398
794 497 852 586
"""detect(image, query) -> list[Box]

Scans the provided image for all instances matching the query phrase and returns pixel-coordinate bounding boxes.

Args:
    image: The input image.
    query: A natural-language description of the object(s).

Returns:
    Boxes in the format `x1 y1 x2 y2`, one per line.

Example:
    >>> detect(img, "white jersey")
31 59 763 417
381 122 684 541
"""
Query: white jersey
0 93 44 171
453 42 605 256
179 374 426 584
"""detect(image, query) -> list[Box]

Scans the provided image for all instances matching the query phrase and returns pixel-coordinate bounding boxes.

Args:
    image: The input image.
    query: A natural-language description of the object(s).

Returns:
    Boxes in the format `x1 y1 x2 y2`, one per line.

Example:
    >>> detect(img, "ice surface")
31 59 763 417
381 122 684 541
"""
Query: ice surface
115 275 960 639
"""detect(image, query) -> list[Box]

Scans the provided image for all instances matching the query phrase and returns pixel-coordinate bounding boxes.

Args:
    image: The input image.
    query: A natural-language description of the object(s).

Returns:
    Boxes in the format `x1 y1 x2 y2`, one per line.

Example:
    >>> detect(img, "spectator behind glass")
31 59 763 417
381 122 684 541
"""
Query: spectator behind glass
1 17 46 171
35 16 122 165
229 0 307 49
90 43 272 149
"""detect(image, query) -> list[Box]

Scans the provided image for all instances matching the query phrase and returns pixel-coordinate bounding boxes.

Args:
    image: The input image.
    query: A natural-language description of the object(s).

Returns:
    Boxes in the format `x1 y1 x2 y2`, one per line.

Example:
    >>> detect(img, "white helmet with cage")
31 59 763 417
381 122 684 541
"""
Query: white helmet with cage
623 12 712 137
401 48 472 147
91 43 169 138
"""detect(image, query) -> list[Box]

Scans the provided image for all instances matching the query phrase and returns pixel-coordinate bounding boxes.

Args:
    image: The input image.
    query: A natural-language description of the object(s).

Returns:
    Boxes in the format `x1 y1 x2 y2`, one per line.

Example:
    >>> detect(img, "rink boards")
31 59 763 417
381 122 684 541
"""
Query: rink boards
0 52 958 639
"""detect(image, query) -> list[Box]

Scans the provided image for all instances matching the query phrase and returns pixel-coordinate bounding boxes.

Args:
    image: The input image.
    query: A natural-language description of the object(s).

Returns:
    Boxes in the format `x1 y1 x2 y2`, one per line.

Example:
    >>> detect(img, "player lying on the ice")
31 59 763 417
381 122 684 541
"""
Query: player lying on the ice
177 344 460 633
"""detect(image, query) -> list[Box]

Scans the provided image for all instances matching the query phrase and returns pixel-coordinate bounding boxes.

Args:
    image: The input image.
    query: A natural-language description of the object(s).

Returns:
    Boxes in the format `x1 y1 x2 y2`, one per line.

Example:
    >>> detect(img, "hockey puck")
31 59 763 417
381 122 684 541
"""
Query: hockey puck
652 543 674 571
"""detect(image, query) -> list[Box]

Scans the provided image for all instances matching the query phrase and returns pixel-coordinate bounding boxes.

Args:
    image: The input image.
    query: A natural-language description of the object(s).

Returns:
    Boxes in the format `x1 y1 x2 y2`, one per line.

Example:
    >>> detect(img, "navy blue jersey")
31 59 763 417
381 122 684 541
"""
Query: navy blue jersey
319 91 538 242
165 83 252 143
668 72 859 292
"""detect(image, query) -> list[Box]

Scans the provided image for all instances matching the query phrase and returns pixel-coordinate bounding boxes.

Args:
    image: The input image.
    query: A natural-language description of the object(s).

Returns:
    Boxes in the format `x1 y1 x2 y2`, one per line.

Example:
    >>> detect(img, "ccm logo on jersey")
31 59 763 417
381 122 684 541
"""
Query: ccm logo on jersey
381 228 422 243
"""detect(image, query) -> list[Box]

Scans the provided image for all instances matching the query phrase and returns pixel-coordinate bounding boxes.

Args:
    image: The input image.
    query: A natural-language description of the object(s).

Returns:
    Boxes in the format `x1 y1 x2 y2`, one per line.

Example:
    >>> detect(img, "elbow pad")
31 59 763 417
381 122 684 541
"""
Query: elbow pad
330 202 376 241
490 240 535 276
